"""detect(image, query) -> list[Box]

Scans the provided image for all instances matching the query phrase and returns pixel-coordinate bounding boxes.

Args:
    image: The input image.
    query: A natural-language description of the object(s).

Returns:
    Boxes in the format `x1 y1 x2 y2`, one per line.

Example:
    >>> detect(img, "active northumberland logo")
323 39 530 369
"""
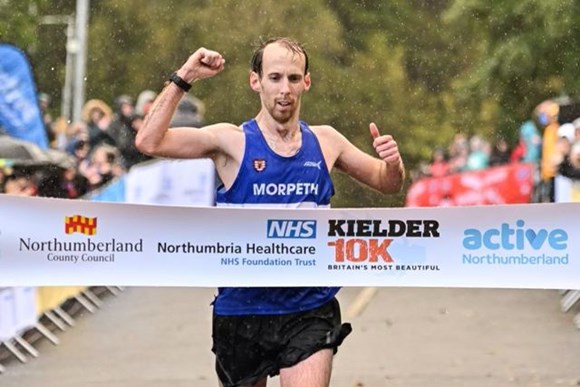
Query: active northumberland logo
462 219 569 265
65 215 97 236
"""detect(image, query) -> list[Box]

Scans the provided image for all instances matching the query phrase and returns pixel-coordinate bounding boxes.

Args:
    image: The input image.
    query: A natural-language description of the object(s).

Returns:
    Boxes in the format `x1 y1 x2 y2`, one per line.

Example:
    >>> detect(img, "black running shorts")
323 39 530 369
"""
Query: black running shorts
211 297 352 387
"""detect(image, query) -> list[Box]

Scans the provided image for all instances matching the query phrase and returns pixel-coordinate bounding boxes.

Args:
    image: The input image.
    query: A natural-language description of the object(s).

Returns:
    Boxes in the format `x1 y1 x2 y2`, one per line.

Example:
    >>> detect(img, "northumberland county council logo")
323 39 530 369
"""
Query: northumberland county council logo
65 215 97 236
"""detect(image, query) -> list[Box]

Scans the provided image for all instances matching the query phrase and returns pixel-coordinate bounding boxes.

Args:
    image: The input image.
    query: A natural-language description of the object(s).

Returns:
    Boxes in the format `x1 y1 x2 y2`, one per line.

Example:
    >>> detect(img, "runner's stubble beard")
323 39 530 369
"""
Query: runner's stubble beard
266 97 301 125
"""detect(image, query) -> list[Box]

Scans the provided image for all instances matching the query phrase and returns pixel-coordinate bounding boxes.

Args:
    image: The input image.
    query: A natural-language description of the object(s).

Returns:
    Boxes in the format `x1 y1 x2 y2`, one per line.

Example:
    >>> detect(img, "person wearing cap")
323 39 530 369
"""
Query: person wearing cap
552 123 579 202
556 123 580 178
135 90 157 117
552 123 576 171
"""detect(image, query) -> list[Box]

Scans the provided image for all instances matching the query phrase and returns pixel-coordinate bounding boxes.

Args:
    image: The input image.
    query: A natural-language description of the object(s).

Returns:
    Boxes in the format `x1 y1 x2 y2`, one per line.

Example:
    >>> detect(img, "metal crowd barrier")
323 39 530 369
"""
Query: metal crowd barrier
0 286 123 373
560 289 580 329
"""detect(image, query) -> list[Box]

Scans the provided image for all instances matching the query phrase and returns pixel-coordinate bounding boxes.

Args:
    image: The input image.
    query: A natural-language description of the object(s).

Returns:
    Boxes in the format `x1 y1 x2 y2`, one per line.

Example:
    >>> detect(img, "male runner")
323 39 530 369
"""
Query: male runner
136 37 404 387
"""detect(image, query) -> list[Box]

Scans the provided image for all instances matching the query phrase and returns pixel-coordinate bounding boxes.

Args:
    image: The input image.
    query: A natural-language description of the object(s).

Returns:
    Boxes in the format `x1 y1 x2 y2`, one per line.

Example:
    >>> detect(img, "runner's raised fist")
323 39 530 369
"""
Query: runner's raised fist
178 47 226 83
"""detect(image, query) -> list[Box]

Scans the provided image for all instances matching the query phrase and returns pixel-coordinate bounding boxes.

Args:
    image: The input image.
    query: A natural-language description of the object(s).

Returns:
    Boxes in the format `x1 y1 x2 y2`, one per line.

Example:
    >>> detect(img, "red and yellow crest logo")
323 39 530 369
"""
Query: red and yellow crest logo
253 159 266 172
65 215 97 235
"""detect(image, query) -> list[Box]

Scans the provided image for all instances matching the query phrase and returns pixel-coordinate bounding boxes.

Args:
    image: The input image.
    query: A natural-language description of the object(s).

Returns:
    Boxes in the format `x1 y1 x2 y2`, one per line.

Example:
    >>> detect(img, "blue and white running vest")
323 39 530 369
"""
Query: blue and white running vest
213 119 339 315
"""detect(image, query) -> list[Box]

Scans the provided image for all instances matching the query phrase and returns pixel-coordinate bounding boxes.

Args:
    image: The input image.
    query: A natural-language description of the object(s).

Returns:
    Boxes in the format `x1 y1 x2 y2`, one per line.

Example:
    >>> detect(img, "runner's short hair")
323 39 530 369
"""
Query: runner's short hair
250 37 309 78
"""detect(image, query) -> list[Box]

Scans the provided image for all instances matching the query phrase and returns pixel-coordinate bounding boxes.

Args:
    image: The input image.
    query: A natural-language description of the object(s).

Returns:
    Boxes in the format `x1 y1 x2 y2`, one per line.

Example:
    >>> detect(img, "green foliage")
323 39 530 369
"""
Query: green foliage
0 0 49 48
444 0 580 140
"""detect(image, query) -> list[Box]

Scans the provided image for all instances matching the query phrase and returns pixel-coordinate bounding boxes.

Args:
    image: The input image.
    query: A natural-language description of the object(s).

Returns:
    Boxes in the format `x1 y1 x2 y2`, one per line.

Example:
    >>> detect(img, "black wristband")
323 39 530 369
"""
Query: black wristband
169 72 192 92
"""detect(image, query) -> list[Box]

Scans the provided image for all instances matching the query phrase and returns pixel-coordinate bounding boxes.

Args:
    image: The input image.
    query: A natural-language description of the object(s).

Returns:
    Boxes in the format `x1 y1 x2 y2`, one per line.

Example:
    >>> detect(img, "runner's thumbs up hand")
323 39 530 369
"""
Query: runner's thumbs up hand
370 122 401 166
178 47 226 83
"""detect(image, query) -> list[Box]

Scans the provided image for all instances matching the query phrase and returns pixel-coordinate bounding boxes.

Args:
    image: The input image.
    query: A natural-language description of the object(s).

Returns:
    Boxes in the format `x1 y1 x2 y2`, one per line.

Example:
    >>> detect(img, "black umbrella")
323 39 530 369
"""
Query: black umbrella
0 134 49 163
0 135 73 169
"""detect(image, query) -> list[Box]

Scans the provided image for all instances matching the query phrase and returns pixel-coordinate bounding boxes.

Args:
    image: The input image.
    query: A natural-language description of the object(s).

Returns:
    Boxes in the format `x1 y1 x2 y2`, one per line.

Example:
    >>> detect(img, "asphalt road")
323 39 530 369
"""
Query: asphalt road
1 287 579 387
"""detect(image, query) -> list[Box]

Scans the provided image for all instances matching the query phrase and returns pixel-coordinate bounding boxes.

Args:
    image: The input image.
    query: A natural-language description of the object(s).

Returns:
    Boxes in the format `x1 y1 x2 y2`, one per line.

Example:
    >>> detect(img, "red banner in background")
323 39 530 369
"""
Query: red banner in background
405 163 535 207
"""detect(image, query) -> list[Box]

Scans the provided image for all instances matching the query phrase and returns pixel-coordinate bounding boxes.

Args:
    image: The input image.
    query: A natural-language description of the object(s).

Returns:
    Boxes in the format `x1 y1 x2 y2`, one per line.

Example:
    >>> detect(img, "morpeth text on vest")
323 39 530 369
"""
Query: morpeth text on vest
253 182 319 196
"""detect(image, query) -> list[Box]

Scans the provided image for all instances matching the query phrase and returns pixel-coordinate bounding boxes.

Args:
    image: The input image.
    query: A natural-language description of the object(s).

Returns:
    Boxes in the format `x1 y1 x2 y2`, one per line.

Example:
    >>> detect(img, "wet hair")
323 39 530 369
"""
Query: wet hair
250 37 309 78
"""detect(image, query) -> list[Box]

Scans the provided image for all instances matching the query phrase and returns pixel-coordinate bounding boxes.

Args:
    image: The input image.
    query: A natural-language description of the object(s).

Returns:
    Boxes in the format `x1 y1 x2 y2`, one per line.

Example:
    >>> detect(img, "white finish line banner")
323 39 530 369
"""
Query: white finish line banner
0 195 578 289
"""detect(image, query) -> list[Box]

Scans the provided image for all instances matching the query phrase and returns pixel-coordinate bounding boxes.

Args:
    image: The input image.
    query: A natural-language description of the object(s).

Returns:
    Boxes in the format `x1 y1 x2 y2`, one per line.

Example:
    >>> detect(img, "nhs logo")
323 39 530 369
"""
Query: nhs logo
267 220 317 239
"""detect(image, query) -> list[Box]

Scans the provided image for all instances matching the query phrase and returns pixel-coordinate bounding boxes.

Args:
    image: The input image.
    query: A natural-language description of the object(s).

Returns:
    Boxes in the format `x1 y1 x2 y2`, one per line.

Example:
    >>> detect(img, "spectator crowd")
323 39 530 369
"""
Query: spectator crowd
413 99 580 203
1 92 578 205
0 89 206 199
